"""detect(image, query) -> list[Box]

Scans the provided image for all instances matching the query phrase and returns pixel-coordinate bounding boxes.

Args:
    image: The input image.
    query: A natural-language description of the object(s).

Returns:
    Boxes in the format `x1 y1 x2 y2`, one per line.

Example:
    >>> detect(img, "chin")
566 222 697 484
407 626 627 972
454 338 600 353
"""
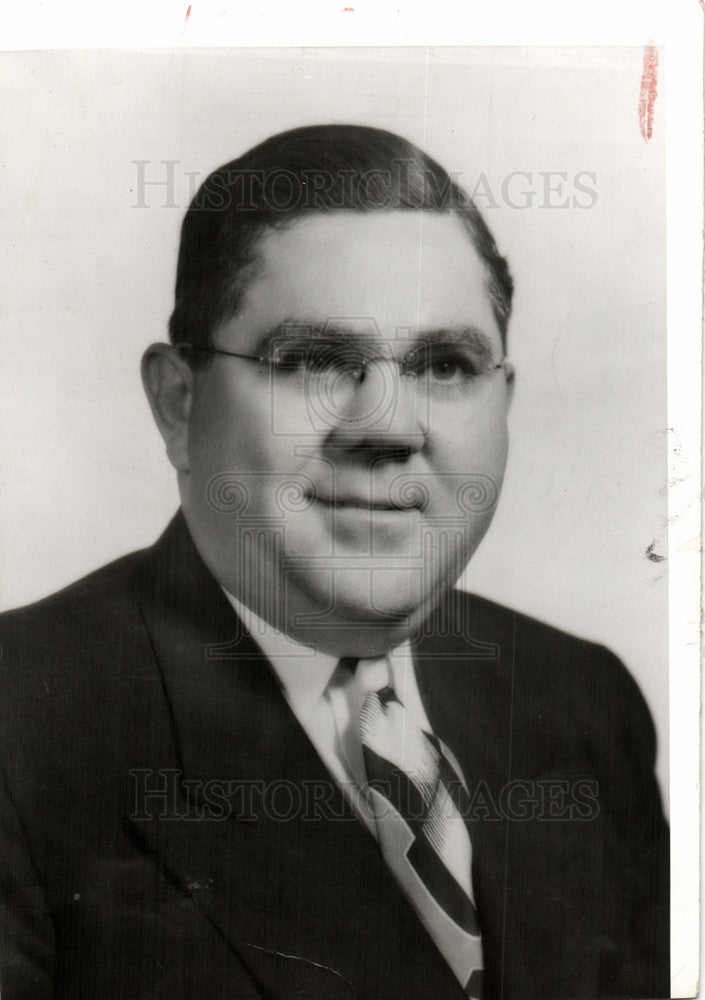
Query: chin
335 566 425 616
289 565 447 650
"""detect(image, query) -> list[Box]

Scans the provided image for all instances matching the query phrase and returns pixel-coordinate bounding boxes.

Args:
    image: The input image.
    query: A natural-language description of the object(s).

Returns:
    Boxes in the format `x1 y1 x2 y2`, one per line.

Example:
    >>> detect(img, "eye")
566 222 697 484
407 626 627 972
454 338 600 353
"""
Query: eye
414 345 480 385
430 358 463 382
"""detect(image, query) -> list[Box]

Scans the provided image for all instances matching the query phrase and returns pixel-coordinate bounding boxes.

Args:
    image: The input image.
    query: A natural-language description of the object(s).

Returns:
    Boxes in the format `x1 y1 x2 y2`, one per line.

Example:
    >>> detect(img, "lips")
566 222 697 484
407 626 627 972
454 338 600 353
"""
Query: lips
308 493 422 512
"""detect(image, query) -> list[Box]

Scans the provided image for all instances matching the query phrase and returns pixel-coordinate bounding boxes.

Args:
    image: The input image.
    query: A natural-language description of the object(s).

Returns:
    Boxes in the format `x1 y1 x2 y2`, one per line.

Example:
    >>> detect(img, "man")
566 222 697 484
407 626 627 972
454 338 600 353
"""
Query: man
0 125 669 999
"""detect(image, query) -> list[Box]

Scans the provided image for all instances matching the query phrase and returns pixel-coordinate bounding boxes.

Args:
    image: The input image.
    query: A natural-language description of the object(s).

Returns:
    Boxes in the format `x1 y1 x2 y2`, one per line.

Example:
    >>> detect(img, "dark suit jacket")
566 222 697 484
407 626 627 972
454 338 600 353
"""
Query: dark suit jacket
0 512 669 999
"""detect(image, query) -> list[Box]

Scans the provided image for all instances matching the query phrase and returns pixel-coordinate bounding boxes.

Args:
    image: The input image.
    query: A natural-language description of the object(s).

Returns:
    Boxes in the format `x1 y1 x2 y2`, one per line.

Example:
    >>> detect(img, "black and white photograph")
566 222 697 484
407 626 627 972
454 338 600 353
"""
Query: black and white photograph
0 24 700 999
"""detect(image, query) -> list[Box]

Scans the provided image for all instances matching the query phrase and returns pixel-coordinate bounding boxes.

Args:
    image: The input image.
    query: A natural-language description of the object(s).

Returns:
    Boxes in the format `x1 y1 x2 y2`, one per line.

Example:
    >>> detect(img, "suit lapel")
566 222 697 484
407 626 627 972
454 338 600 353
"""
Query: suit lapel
128 512 467 999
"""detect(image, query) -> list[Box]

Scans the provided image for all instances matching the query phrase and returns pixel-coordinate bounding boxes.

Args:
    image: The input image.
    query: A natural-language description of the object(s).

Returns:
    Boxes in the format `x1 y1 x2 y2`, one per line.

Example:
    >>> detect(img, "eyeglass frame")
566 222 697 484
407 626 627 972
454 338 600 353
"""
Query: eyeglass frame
176 341 510 386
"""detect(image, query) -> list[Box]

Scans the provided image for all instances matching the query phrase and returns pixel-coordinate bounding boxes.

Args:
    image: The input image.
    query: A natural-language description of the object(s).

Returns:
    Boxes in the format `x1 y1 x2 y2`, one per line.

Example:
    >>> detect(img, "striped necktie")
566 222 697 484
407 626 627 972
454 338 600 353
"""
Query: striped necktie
342 658 484 998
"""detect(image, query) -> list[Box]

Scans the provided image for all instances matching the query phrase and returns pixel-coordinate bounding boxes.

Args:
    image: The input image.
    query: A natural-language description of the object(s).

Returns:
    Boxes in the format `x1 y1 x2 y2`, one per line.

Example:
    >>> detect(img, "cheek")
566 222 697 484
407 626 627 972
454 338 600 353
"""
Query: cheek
433 407 509 470
427 410 509 524
185 385 319 522
188 381 265 472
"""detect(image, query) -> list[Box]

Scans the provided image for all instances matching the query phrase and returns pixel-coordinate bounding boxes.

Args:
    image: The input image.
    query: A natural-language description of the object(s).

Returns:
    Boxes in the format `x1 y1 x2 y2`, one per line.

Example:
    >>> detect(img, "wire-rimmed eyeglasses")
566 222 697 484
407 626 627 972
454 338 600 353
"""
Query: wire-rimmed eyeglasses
177 336 509 408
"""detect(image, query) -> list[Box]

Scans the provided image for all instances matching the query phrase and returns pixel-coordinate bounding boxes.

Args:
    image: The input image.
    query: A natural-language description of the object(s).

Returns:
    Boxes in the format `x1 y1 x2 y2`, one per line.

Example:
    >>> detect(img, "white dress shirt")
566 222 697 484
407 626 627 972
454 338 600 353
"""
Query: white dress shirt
223 589 433 836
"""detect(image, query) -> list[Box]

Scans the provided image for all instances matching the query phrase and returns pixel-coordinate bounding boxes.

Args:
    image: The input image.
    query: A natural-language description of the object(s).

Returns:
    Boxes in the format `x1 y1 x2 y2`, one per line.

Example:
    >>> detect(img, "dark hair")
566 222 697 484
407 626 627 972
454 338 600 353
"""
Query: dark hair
168 124 513 363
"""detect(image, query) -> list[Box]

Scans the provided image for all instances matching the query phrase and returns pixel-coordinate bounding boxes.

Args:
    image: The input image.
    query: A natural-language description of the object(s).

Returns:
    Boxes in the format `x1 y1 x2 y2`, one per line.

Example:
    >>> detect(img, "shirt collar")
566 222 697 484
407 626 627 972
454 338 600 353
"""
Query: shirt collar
221 589 418 722
222 590 341 716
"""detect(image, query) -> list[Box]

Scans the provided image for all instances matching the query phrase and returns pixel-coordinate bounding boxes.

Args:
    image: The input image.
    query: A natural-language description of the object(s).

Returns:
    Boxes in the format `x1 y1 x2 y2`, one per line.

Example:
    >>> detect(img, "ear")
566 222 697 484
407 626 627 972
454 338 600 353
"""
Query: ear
141 343 194 472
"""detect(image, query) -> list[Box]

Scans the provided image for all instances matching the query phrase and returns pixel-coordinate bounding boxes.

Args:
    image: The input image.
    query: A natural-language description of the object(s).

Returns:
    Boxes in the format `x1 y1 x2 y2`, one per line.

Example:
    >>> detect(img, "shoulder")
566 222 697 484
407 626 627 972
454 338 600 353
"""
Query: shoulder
0 543 153 657
0 510 194 654
0 541 159 756
448 587 642 684
435 589 658 759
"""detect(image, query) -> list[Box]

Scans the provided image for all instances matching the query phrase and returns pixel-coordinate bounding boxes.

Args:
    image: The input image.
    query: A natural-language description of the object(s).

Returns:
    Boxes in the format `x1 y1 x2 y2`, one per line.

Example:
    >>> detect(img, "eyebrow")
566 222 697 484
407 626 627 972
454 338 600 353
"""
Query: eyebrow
253 321 498 360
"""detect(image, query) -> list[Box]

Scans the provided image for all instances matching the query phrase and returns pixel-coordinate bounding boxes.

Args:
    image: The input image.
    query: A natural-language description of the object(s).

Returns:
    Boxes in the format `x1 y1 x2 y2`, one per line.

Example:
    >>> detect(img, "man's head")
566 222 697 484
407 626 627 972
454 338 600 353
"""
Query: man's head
143 125 514 655
167 124 513 359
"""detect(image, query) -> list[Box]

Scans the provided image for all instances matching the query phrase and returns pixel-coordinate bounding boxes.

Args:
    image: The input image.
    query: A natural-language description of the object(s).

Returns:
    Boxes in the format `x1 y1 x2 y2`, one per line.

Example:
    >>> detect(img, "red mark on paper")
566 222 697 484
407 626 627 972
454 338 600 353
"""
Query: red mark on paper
184 4 192 26
342 6 354 10
638 45 659 142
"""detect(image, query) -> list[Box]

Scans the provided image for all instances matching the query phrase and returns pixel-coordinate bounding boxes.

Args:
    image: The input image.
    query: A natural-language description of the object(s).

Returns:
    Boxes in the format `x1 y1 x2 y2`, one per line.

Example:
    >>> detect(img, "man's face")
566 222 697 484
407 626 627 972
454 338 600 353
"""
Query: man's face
180 211 512 654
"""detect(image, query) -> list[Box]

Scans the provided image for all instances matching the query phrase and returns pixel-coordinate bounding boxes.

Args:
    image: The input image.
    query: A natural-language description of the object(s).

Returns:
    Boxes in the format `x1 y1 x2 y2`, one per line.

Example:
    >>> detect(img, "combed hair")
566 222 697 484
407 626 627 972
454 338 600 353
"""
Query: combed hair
169 124 513 362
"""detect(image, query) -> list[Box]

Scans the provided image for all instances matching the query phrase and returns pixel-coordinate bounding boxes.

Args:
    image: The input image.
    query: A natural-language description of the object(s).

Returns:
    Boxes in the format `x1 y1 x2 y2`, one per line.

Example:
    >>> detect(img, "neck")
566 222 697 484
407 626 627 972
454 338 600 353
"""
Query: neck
180 500 453 658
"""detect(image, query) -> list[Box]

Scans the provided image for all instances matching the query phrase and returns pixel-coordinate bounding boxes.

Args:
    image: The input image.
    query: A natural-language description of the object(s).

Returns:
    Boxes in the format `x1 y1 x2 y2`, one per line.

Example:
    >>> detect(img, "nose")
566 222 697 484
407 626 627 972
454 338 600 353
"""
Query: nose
325 358 426 461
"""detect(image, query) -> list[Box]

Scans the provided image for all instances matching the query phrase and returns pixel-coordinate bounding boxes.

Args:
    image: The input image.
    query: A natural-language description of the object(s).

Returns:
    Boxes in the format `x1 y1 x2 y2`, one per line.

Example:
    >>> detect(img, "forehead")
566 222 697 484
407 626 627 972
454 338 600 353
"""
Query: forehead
227 211 500 345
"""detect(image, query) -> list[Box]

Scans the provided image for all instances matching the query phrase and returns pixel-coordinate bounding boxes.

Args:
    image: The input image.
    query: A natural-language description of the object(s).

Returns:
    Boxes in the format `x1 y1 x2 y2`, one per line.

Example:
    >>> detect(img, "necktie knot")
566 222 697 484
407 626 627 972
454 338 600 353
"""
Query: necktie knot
374 685 398 706
339 655 393 697
337 656 359 675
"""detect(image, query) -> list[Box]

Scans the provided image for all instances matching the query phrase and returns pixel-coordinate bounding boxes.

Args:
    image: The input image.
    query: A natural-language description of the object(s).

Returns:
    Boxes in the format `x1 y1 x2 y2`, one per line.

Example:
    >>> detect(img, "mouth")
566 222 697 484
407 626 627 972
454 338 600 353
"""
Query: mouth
308 494 422 513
